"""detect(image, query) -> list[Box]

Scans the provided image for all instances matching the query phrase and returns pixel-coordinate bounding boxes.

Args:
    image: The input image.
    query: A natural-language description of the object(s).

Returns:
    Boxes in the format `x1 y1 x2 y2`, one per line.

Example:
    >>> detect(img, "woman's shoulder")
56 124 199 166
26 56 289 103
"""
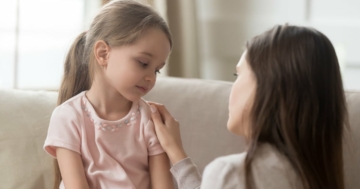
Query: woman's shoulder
204 143 291 173
207 153 247 172
252 143 298 175
204 143 293 172
201 153 247 189
252 143 291 170
201 143 302 189
252 143 303 188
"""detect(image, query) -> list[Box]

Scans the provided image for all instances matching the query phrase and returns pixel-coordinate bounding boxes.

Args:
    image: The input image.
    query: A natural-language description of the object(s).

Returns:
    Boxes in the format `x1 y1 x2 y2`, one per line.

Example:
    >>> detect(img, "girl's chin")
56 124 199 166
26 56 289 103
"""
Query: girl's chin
122 93 143 102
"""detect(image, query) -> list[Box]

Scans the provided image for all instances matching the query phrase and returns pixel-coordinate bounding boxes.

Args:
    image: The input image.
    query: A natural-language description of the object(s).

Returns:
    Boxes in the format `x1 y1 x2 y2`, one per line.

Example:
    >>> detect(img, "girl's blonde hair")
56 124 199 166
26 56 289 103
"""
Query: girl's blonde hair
54 0 172 188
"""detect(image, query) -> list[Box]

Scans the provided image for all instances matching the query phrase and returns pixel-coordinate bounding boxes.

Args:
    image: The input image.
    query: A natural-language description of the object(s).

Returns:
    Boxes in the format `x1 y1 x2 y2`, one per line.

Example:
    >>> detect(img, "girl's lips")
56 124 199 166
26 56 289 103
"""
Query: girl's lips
136 86 148 93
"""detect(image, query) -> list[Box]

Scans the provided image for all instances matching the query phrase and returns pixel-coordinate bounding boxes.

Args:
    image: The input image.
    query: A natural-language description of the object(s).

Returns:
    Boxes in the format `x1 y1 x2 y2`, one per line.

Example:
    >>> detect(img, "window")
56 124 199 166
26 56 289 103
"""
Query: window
0 0 99 90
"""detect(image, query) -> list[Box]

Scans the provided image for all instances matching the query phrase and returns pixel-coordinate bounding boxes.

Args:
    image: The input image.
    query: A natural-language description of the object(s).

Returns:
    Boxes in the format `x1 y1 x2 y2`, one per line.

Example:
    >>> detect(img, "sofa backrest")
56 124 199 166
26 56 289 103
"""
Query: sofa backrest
0 77 359 189
0 89 57 189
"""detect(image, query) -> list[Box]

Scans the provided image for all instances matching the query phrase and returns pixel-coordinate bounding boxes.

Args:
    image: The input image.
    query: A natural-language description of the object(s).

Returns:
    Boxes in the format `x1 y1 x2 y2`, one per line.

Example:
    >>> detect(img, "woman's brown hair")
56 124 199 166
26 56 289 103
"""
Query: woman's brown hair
53 0 172 188
244 25 347 189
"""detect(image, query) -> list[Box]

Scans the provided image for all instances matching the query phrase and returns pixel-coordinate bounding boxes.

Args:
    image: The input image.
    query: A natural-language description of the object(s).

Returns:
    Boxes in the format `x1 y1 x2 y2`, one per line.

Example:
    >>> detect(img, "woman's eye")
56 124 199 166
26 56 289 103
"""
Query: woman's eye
155 70 161 74
233 73 239 77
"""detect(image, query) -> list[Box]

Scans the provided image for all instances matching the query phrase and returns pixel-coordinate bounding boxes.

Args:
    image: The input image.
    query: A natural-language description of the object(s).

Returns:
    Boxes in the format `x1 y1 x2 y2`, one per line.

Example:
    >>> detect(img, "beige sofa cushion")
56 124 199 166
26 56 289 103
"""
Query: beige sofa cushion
0 90 57 189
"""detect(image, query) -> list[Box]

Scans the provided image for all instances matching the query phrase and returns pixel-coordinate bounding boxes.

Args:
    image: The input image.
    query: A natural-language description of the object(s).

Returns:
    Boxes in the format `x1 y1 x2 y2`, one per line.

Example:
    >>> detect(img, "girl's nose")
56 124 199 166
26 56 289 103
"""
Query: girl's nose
144 72 156 83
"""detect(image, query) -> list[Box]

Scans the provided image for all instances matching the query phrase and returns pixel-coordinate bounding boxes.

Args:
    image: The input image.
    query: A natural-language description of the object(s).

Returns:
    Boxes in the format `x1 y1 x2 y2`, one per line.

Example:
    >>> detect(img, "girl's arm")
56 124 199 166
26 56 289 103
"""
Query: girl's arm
149 152 174 189
56 147 90 189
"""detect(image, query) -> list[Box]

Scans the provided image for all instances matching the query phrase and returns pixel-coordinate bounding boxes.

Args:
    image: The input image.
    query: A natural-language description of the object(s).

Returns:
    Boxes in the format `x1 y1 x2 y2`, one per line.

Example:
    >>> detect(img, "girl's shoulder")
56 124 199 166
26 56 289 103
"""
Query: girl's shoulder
57 91 86 108
138 98 152 118
52 91 86 120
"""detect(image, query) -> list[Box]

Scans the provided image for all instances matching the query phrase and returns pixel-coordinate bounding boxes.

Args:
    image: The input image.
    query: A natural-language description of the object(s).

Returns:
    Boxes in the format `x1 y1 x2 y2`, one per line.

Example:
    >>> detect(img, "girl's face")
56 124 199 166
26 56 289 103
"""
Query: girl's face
227 51 257 137
103 28 171 101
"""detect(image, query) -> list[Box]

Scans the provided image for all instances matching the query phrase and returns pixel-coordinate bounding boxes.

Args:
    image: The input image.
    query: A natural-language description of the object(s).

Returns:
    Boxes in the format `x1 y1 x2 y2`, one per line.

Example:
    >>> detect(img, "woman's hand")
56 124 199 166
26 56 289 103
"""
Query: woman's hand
148 102 188 165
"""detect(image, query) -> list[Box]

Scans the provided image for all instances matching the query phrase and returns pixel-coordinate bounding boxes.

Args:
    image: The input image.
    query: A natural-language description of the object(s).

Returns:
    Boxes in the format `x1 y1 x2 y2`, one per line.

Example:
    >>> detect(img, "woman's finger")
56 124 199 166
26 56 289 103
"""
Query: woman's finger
147 102 173 121
149 105 165 126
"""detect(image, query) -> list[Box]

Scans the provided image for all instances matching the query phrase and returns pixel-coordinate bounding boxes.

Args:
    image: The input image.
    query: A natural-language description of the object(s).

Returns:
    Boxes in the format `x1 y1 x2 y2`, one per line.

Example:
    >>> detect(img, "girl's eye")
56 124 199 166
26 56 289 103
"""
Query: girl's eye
233 73 238 77
139 61 148 67
155 70 161 74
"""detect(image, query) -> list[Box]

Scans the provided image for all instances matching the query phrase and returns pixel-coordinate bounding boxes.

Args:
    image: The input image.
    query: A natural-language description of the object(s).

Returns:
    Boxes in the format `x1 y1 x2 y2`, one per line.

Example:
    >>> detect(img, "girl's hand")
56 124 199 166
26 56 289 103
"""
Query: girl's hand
148 102 188 165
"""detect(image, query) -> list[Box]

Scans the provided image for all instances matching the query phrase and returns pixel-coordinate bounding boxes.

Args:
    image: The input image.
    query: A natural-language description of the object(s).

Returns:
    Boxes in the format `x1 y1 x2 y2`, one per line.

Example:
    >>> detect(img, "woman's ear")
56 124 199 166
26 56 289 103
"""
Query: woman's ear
94 40 110 67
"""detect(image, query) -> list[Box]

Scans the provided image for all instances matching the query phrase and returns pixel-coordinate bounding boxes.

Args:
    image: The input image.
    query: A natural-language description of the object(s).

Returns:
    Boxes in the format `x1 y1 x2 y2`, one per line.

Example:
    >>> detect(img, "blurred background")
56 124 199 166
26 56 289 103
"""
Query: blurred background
1 0 359 90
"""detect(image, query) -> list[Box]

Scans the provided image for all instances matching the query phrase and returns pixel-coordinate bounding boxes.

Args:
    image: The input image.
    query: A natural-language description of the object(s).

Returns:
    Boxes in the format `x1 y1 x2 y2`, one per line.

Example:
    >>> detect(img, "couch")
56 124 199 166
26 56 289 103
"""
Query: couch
1 77 359 189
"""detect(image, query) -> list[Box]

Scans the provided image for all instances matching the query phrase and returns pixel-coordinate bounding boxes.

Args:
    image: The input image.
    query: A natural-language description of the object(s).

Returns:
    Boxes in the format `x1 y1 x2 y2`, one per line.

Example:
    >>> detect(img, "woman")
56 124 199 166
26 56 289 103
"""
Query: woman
149 24 348 189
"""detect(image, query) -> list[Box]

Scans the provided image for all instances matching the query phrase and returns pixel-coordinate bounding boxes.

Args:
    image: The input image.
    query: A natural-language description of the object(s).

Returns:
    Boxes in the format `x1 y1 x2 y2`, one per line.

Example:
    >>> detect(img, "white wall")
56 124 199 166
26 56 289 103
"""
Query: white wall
196 0 360 90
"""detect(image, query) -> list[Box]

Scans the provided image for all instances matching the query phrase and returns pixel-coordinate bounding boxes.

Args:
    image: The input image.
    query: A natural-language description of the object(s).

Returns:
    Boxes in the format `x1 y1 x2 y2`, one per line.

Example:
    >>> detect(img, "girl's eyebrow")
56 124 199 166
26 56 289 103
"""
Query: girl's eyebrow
140 52 166 66
140 51 153 57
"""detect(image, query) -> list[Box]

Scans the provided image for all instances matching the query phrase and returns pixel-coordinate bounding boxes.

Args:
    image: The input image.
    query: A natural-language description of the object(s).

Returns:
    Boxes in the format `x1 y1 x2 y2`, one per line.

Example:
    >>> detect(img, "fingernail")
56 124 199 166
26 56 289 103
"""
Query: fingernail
150 105 157 113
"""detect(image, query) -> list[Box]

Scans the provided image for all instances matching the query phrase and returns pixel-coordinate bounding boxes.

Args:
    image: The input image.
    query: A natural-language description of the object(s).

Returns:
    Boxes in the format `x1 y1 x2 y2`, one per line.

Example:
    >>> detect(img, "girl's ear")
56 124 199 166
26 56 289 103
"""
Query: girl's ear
94 40 110 67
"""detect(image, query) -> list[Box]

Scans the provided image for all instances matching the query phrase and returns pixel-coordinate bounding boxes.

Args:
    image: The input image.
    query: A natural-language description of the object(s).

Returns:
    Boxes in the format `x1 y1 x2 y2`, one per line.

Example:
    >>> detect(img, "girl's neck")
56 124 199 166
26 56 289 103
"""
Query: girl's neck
86 79 132 121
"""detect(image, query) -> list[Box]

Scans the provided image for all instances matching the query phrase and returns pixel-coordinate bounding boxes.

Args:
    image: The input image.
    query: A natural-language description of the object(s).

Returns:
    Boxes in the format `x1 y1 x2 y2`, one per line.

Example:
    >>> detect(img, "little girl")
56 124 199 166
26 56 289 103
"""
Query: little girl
43 1 174 189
